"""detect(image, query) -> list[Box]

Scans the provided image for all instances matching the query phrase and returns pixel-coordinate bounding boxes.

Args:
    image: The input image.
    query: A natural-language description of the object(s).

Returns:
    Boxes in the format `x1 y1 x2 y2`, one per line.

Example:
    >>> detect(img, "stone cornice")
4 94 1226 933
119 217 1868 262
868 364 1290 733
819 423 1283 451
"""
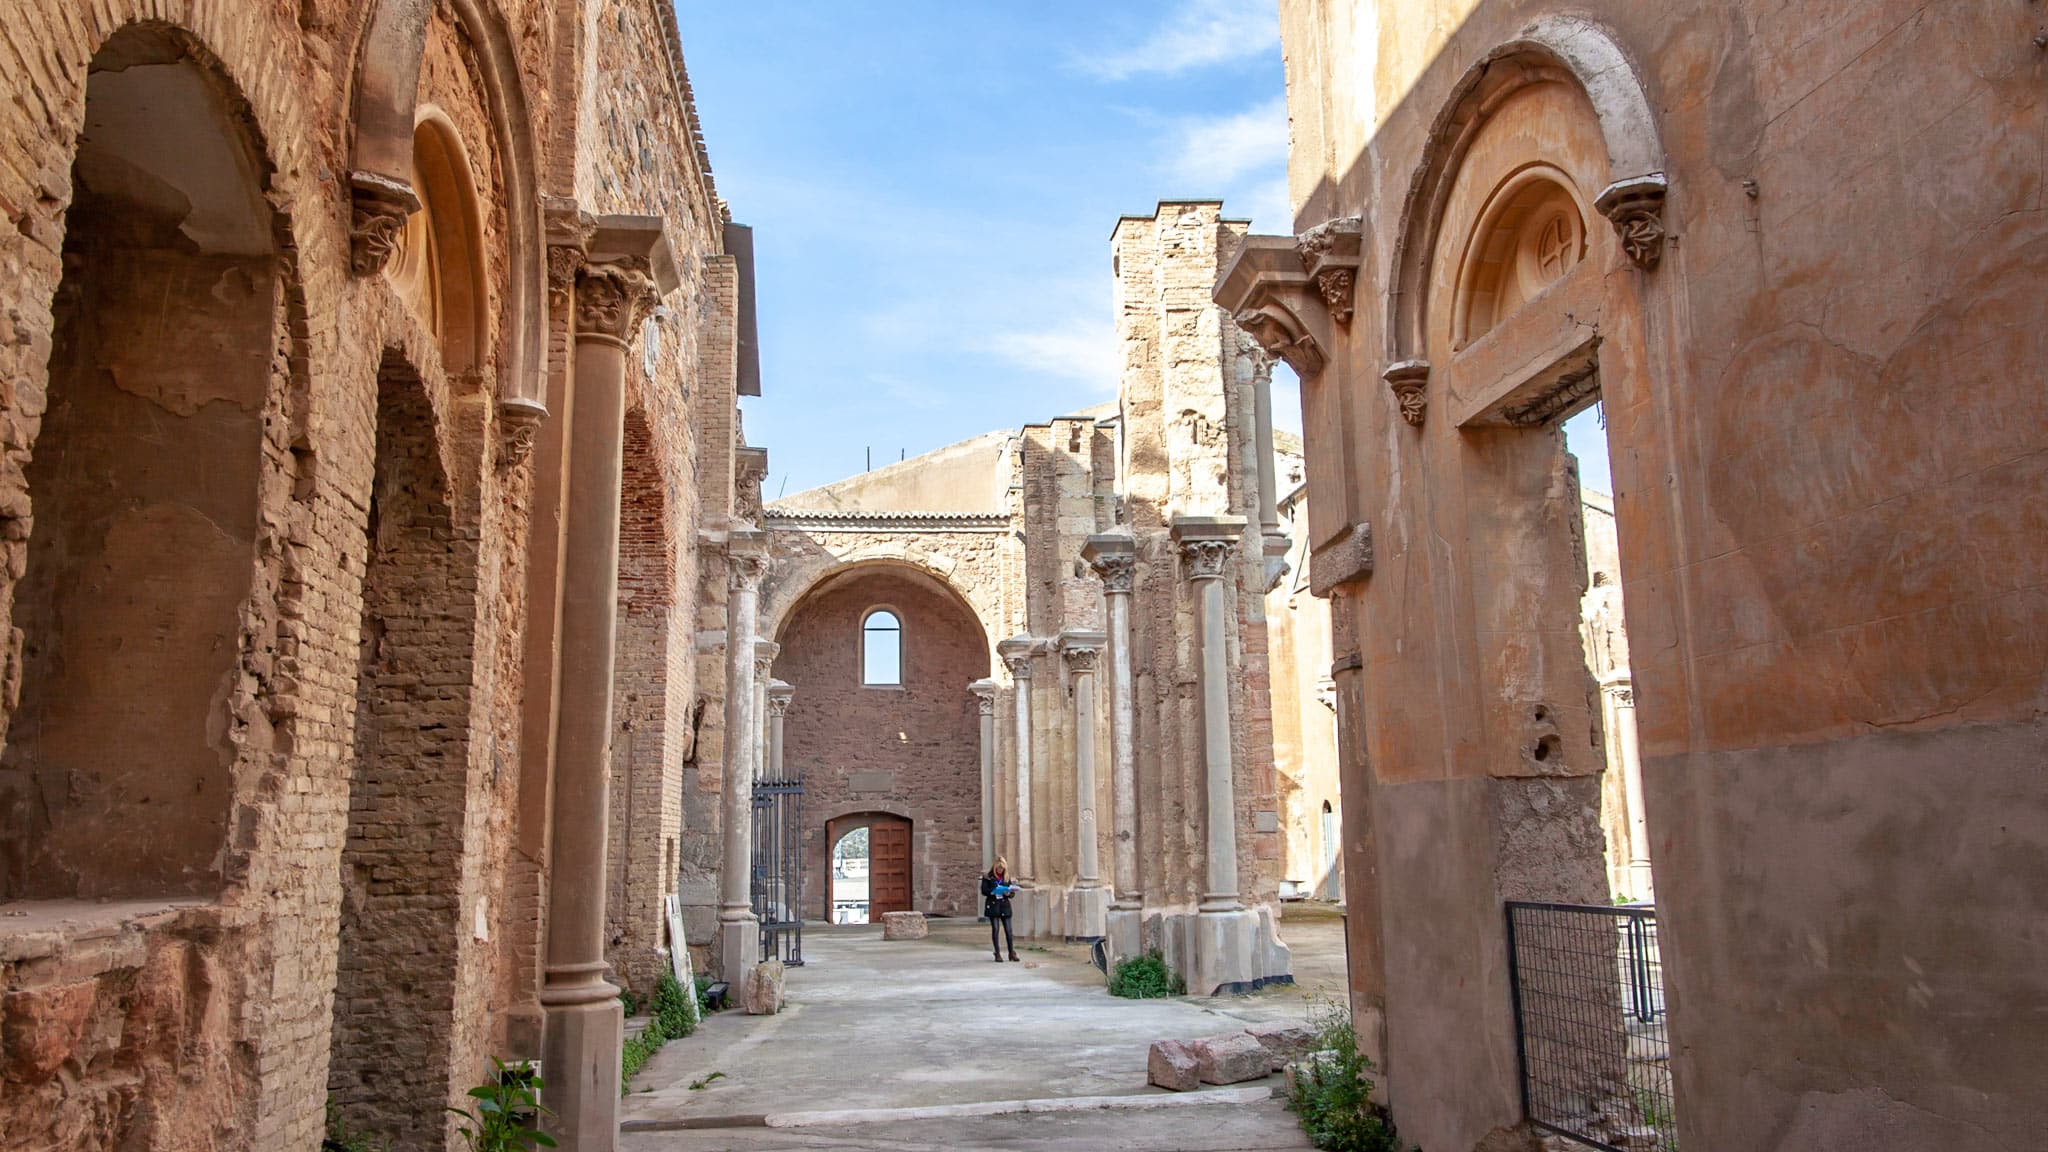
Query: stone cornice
1214 235 1328 379
1308 522 1375 598
764 510 1011 534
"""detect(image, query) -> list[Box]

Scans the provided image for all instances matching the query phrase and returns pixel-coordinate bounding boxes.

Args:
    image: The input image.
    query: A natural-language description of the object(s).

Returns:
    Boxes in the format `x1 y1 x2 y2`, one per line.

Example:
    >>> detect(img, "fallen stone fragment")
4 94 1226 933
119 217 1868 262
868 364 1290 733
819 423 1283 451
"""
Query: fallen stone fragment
1147 1038 1201 1091
1192 1031 1272 1086
880 911 928 940
744 959 785 1015
1245 1021 1318 1070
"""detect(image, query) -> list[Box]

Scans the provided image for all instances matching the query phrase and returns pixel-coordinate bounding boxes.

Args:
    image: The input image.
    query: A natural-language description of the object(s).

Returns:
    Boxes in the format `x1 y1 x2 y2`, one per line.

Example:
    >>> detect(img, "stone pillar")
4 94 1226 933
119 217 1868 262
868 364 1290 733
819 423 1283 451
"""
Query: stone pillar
1173 516 1259 995
1609 678 1653 900
970 679 999 874
996 636 1038 889
717 535 771 987
542 218 677 1151
1251 357 1281 539
766 680 792 780
1061 629 1109 940
1084 535 1141 960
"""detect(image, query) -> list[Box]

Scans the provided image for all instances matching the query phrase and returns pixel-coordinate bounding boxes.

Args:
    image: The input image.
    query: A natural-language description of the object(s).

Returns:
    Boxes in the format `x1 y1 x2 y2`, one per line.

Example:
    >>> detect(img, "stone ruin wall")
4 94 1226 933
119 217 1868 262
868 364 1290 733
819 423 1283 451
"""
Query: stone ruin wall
0 1 736 1147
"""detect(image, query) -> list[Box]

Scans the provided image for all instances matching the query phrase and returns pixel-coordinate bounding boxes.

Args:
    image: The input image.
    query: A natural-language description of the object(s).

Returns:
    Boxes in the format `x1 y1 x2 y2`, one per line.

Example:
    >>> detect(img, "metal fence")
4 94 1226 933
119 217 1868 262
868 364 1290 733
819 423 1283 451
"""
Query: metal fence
751 774 804 966
1506 901 1677 1151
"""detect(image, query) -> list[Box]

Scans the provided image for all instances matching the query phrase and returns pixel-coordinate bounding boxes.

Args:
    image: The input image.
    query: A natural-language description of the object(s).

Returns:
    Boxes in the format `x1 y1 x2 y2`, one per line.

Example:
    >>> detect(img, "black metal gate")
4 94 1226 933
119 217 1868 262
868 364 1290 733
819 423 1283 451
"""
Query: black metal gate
1506 901 1677 1151
751 774 804 966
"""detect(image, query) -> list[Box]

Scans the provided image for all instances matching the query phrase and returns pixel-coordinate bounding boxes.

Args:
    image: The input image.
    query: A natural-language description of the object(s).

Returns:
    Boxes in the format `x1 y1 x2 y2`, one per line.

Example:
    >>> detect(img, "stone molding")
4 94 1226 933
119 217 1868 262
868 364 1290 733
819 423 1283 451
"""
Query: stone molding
1295 216 1363 326
1382 360 1431 428
1082 533 1138 595
1213 236 1328 379
1170 516 1248 582
348 170 421 278
1594 174 1669 271
1308 523 1375 598
763 510 1010 534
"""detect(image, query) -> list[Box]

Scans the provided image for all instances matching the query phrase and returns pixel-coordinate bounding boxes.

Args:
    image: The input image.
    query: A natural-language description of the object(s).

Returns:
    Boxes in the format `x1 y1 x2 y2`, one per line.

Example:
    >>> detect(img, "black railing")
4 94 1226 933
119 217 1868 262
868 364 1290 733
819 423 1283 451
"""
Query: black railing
751 775 804 966
1506 901 1677 1151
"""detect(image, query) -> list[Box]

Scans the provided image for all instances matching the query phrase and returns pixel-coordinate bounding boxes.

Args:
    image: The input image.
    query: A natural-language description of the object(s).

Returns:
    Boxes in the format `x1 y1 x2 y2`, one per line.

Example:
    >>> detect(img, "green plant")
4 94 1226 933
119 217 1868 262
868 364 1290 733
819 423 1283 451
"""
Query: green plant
1107 950 1184 999
619 989 642 1016
322 1100 390 1152
446 1059 555 1151
620 1025 663 1086
688 1071 726 1090
1286 1000 1403 1152
653 970 697 1038
694 973 722 1014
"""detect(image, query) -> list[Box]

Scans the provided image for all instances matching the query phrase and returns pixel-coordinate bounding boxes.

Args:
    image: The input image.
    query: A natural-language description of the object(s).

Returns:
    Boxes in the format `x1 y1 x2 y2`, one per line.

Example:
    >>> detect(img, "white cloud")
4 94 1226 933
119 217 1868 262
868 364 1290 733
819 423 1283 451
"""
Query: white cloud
984 319 1119 391
1169 97 1289 188
1075 0 1280 80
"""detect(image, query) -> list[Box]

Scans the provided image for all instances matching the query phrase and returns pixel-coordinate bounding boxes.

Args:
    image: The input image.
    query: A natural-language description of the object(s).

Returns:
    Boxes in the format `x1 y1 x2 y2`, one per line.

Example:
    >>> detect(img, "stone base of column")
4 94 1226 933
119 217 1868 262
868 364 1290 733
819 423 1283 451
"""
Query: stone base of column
1067 885 1110 941
1011 886 1049 939
1105 905 1142 963
540 996 621 1151
718 913 759 986
1190 907 1260 997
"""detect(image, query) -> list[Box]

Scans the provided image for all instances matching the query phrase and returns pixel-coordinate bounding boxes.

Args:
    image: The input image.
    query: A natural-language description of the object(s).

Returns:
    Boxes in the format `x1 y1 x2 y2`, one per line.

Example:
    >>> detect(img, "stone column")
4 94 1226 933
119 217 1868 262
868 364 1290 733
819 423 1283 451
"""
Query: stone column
996 636 1038 890
1060 630 1109 939
766 680 792 780
542 218 677 1151
1084 535 1140 960
1173 516 1259 995
763 676 791 927
970 679 999 874
1608 678 1653 900
1251 357 1281 539
717 535 771 986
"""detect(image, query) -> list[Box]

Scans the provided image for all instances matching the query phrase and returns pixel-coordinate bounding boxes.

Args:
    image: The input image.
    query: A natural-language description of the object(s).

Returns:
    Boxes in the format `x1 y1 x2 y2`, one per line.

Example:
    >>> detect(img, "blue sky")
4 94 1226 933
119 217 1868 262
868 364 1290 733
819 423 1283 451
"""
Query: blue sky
675 1 1298 499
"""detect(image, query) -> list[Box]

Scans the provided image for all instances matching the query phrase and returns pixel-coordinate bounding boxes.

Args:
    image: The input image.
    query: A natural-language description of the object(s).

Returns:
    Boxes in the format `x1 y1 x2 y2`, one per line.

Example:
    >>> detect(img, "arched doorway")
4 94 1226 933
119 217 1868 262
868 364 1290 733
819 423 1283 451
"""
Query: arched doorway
776 564 990 919
0 24 276 901
825 813 913 923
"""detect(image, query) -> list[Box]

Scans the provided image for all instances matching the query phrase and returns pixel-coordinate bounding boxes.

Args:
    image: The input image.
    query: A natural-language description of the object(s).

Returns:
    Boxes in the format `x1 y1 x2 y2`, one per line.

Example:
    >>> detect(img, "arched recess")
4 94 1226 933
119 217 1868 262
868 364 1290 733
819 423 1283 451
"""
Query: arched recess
349 0 543 415
386 109 490 374
763 549 1006 676
328 353 489 1146
0 23 278 901
605 405 684 996
775 566 992 918
1385 13 1667 366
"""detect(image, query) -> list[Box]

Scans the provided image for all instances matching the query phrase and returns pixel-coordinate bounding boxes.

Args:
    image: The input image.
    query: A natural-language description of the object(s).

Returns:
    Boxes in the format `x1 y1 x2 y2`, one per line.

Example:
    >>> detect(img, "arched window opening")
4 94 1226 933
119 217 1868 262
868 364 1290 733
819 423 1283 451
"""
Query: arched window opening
0 26 275 901
386 112 487 373
1454 166 1586 347
862 609 902 686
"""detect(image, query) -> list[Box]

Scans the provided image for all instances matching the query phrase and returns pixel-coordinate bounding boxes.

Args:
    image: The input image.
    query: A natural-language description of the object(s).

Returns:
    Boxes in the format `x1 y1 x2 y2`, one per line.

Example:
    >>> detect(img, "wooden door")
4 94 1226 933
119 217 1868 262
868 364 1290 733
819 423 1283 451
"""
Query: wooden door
868 816 912 917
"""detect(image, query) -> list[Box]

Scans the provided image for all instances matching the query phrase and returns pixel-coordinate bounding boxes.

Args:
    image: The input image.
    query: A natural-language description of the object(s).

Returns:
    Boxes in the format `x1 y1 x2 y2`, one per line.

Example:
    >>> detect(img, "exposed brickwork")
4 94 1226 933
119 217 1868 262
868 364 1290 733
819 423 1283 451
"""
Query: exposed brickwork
774 569 990 917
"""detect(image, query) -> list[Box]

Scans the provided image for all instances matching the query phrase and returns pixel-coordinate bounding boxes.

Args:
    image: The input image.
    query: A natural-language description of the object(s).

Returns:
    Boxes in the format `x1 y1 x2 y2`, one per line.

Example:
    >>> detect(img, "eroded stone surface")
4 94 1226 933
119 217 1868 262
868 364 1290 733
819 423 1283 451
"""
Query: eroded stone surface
1147 1038 1201 1092
880 912 928 940
1192 1032 1273 1086
745 960 786 1016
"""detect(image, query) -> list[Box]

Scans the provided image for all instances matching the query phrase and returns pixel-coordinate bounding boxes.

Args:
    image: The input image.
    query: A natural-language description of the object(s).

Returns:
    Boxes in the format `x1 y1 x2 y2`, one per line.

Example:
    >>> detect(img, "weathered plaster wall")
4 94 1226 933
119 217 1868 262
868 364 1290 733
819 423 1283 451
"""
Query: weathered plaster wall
1277 1 2048 1148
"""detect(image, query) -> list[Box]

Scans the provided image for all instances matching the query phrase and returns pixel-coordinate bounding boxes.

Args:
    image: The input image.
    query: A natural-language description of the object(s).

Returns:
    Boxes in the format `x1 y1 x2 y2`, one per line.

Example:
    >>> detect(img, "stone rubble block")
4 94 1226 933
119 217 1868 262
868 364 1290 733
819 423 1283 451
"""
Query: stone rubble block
1245 1021 1318 1071
744 959 785 1015
1146 1037 1201 1092
1192 1031 1273 1086
879 911 928 940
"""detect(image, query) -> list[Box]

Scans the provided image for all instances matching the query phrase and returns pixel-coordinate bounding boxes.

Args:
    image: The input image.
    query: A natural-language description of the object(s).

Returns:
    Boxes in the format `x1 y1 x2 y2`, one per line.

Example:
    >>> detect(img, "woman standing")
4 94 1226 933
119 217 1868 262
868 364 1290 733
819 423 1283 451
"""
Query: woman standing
981 858 1019 962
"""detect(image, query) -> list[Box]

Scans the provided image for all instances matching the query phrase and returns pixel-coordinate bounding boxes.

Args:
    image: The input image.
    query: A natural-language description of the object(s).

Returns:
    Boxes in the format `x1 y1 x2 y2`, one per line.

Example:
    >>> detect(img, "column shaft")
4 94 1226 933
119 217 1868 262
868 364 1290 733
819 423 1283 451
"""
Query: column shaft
1194 570 1240 907
1614 682 1652 898
1252 362 1280 537
1105 590 1137 906
971 681 998 873
717 547 769 983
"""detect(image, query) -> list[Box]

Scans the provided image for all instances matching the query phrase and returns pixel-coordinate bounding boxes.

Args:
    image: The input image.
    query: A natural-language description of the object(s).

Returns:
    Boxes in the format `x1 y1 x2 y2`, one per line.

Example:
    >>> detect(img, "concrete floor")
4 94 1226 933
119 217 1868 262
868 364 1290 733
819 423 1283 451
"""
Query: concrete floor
623 904 1347 1150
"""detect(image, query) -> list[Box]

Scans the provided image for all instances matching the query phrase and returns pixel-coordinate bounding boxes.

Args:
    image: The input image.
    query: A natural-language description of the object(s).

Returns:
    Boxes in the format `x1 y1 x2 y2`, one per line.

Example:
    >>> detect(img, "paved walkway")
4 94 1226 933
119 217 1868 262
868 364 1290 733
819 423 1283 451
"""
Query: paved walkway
621 905 1348 1150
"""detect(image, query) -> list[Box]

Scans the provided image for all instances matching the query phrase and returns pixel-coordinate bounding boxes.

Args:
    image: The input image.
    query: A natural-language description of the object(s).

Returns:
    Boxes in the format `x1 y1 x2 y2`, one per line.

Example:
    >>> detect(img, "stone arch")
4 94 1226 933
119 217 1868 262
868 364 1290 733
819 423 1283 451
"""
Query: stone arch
350 0 544 416
821 805 918 921
764 548 1004 674
328 350 491 1147
387 107 490 374
0 20 285 903
1385 13 1667 364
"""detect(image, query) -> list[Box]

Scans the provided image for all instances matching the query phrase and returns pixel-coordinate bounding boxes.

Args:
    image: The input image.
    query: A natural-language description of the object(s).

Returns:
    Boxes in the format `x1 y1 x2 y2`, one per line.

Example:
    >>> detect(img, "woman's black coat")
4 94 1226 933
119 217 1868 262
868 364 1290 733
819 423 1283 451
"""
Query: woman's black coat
980 871 1013 920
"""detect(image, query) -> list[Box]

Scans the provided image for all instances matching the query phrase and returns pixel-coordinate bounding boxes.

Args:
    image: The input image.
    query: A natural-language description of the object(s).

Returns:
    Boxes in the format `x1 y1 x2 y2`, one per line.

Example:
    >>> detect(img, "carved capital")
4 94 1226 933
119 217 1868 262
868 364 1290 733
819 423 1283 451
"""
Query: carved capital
575 260 660 345
1595 174 1669 271
766 680 794 718
728 547 772 592
752 640 780 681
1091 552 1136 594
735 444 769 525
1003 654 1032 681
1179 539 1235 580
1059 630 1106 675
970 679 999 715
496 396 548 467
998 637 1038 682
1295 216 1363 326
348 171 420 278
1382 360 1431 428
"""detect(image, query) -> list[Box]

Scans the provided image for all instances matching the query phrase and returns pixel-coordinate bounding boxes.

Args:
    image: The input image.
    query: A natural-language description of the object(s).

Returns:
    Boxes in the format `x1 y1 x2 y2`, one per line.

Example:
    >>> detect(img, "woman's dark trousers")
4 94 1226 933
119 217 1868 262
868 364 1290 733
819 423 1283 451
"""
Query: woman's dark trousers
990 912 1014 958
